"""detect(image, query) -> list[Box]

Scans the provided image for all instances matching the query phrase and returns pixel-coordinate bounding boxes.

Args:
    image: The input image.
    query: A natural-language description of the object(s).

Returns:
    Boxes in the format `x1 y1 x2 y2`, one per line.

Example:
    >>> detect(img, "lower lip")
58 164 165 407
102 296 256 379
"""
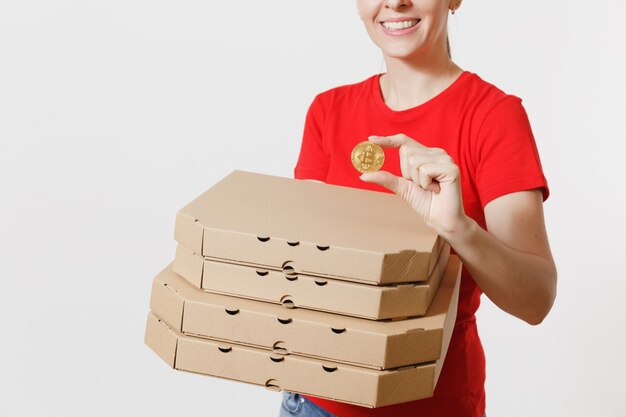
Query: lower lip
380 21 420 36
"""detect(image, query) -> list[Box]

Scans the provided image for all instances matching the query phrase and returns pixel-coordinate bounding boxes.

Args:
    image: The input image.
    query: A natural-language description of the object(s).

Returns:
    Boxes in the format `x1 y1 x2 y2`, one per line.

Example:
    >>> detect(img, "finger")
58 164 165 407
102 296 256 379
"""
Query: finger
367 134 419 149
407 152 453 167
403 149 451 178
399 146 412 180
406 152 452 180
419 168 440 193
418 162 460 189
359 170 410 197
407 155 427 188
409 159 421 187
399 145 438 180
418 167 432 190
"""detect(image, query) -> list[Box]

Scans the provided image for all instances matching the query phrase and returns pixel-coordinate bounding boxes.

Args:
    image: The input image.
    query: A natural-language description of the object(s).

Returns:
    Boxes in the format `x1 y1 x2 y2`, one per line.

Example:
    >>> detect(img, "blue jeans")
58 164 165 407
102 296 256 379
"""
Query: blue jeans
279 392 337 417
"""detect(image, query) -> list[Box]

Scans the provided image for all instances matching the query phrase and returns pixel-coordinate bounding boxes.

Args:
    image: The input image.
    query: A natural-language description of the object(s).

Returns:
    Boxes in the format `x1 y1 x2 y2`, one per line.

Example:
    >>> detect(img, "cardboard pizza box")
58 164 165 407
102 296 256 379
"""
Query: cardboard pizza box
149 255 461 370
145 304 453 408
172 242 450 320
174 171 444 285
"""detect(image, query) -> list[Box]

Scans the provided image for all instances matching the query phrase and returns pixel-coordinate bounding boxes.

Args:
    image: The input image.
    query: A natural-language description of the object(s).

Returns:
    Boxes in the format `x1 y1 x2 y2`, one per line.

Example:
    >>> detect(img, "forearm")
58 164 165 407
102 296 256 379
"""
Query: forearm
444 216 557 325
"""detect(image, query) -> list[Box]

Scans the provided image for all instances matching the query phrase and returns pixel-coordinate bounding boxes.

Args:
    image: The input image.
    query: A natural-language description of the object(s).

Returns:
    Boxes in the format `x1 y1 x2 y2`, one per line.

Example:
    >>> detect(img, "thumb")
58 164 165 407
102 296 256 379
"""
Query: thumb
360 171 411 198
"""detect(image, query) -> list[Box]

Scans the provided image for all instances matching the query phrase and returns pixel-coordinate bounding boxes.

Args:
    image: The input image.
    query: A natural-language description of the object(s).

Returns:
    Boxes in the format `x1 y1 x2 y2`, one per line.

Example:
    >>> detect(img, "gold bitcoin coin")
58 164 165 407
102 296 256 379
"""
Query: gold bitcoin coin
351 141 385 173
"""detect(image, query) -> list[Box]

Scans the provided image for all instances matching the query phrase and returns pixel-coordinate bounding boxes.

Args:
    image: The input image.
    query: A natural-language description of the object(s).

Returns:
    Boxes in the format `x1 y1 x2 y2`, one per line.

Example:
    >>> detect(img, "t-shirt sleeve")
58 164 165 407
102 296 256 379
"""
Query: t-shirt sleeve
474 96 550 208
294 94 330 181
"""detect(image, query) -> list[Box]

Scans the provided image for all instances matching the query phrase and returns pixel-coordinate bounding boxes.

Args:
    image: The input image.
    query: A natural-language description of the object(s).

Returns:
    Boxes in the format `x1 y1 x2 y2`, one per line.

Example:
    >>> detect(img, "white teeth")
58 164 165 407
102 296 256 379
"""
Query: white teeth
382 19 419 30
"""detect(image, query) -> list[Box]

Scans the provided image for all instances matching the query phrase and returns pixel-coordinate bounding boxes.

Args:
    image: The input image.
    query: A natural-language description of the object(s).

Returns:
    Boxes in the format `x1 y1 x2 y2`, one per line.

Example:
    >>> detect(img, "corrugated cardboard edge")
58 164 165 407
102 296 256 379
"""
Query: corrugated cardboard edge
375 258 462 407
380 236 443 284
375 363 437 407
380 244 450 319
173 243 204 288
432 235 446 273
145 312 178 368
382 253 457 369
173 212 204 256
423 243 451 313
433 261 461 385
149 275 185 332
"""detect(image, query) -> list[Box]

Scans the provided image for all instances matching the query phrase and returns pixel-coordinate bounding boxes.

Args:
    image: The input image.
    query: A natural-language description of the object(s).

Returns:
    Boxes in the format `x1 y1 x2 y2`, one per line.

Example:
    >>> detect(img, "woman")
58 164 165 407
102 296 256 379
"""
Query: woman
280 0 557 416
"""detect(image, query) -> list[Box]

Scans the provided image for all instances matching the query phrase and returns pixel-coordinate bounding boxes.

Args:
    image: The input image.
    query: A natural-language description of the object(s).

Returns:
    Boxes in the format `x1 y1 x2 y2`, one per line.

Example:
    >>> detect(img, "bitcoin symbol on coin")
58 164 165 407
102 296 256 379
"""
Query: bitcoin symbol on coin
351 141 385 173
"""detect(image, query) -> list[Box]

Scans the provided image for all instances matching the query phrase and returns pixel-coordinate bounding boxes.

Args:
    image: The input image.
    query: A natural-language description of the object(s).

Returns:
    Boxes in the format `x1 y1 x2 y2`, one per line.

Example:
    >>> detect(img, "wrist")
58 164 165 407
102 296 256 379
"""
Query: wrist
439 215 478 246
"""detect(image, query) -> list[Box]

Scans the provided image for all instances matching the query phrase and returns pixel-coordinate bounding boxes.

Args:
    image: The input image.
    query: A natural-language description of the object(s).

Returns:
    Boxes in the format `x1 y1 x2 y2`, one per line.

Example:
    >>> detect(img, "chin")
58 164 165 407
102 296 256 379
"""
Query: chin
383 50 416 59
374 38 425 60
380 46 422 60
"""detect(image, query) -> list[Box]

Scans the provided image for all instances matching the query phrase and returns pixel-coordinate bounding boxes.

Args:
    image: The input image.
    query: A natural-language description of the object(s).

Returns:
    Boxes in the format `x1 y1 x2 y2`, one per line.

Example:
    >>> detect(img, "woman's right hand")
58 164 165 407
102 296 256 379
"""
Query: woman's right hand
360 134 472 239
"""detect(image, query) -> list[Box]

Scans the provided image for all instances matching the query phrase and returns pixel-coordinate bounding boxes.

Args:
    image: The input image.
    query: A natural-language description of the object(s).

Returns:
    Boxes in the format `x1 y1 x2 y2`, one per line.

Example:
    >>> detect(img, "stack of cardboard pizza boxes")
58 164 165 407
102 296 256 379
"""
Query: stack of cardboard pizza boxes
144 170 461 408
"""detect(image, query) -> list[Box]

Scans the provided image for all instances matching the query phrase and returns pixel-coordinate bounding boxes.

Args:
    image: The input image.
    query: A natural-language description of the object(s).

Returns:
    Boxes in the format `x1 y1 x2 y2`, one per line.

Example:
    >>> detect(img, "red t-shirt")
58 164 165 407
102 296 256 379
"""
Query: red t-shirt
294 71 549 417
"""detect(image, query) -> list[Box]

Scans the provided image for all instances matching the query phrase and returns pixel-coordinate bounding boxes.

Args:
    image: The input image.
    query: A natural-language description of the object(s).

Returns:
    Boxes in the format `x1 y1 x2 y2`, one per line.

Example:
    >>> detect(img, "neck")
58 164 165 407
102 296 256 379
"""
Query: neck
380 44 463 111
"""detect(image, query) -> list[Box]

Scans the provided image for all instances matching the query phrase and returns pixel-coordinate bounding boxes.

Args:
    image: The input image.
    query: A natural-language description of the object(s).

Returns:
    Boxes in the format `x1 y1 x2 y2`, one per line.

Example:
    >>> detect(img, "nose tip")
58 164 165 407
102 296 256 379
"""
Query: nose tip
386 0 412 8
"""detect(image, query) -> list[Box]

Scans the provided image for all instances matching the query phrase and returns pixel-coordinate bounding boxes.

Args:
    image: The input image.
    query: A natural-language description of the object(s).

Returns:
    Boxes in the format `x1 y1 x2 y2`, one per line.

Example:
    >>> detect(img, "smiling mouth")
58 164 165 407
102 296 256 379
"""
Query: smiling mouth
380 19 420 31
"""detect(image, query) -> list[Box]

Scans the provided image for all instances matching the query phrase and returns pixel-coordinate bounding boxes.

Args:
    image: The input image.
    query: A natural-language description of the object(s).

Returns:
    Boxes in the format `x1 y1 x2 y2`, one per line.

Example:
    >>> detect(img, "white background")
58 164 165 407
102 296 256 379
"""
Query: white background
1 1 625 416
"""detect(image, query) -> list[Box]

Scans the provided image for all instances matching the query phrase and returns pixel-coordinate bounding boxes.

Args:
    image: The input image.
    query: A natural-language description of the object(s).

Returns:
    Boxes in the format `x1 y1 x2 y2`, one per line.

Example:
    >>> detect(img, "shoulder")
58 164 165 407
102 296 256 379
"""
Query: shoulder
460 72 527 122
309 75 379 111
